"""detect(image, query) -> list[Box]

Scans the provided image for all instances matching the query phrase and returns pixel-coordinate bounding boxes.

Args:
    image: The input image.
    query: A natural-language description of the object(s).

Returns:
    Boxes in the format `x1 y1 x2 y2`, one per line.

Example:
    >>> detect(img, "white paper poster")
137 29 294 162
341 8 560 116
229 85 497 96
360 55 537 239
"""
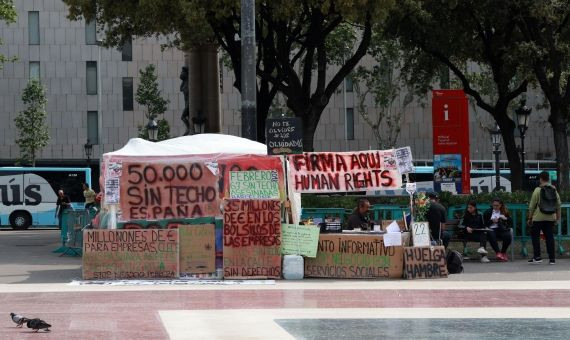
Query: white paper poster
383 232 402 247
395 146 414 174
104 178 120 204
406 182 417 195
411 222 430 247
106 161 123 178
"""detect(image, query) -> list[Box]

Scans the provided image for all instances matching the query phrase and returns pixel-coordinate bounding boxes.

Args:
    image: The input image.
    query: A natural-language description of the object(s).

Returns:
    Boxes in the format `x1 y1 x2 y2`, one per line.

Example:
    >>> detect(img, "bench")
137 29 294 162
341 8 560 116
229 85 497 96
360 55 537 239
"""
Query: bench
446 219 515 261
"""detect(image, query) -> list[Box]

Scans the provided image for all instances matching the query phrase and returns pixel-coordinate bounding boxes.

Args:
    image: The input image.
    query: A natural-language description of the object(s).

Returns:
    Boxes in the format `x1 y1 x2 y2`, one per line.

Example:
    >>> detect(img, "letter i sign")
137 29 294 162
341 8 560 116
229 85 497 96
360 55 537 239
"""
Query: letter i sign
444 104 449 121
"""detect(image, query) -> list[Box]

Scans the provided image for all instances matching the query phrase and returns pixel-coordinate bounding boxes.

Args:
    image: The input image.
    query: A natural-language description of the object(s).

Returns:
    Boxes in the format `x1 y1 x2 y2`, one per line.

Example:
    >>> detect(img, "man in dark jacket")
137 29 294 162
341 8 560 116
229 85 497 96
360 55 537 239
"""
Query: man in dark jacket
347 198 372 231
426 192 450 248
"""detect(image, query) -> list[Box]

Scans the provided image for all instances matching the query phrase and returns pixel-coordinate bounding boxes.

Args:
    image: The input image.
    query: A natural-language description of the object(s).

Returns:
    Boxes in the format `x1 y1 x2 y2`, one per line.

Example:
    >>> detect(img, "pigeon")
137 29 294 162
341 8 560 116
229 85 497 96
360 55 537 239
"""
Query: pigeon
10 313 29 328
26 318 51 332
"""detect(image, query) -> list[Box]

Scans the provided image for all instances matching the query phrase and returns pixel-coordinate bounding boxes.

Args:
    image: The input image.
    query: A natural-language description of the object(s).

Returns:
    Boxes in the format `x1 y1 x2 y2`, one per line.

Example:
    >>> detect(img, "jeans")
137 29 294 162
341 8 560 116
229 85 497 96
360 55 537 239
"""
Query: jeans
531 221 555 260
487 228 511 253
464 230 487 247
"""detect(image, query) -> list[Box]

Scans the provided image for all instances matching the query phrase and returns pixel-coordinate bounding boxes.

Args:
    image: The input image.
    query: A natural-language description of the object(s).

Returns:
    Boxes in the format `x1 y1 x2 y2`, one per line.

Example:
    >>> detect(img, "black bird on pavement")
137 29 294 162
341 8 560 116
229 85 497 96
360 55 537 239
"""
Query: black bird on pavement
10 313 29 328
26 318 51 332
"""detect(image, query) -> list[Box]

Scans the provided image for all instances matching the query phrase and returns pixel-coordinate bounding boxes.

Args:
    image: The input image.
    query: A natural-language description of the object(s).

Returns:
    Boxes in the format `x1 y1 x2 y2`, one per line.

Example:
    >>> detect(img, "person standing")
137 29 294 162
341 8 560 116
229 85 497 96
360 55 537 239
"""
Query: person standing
55 190 71 230
528 171 561 265
459 200 490 263
347 198 373 231
483 198 513 261
426 192 450 248
83 183 96 210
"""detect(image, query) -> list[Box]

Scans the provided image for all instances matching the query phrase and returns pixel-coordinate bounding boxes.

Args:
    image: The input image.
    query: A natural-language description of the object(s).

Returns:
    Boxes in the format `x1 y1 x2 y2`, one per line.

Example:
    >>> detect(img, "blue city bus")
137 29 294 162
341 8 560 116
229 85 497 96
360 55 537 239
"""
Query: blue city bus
0 167 91 229
368 167 557 196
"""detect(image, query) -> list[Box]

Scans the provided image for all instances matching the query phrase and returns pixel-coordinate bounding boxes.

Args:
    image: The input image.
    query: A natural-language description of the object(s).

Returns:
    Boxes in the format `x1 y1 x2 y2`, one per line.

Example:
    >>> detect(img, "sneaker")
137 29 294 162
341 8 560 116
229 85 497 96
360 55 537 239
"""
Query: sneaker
480 256 490 263
549 259 556 265
528 257 543 264
496 252 504 261
477 247 488 255
501 253 509 261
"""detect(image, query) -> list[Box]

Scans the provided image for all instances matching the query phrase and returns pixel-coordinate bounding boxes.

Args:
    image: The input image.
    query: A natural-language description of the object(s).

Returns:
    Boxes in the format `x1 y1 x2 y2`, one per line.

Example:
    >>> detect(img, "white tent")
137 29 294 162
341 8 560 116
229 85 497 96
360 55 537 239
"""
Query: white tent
104 133 267 156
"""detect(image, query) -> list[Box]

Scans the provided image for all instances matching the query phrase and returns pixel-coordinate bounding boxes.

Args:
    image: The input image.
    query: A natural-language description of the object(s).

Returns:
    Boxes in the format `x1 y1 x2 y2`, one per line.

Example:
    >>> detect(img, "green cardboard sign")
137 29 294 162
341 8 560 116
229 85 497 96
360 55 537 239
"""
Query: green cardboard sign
229 170 280 199
280 224 320 258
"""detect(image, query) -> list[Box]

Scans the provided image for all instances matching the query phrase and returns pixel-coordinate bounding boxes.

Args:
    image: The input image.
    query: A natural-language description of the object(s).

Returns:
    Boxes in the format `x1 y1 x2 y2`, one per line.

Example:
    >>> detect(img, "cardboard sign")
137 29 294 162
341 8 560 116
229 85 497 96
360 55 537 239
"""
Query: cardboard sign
83 229 179 280
289 150 402 193
119 161 221 221
179 224 215 274
280 224 320 258
411 222 431 247
395 146 414 174
229 170 279 199
403 246 448 279
266 117 303 155
304 234 404 279
223 199 282 279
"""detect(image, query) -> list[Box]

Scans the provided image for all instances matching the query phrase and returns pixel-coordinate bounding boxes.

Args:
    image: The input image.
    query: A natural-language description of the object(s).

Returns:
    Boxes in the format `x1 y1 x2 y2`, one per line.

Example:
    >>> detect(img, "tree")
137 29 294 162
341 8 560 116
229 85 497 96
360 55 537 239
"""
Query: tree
0 0 17 69
63 0 393 150
514 1 570 190
136 64 170 141
387 0 530 190
353 36 412 149
15 79 50 166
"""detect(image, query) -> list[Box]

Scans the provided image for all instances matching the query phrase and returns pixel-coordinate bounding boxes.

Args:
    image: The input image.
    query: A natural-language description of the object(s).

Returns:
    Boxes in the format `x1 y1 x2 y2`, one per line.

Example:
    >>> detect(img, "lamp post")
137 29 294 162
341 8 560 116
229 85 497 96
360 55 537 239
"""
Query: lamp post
490 126 502 191
84 139 93 165
147 117 159 142
192 110 206 134
515 103 532 190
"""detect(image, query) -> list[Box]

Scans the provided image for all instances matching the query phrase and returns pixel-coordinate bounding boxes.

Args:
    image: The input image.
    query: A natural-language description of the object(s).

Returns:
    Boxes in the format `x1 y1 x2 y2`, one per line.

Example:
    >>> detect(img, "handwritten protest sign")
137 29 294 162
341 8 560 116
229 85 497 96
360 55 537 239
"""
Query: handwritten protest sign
83 229 179 280
119 160 221 221
280 224 320 257
404 246 448 279
104 178 120 204
179 224 215 274
304 234 404 279
411 222 431 247
395 146 414 174
289 150 402 193
266 117 303 155
223 199 282 278
229 170 279 199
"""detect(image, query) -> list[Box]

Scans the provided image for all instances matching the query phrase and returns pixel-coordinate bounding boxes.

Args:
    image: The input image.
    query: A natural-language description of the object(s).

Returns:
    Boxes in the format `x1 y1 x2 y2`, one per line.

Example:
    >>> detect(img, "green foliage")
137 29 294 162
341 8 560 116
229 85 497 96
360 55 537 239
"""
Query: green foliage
0 0 17 69
135 64 170 141
14 79 50 167
413 192 430 222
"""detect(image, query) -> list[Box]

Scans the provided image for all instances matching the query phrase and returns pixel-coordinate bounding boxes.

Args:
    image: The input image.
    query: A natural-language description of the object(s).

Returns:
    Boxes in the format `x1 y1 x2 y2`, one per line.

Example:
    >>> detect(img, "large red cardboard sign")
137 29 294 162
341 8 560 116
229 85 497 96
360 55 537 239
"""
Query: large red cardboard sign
119 161 221 221
223 199 282 278
289 150 402 193
432 90 470 194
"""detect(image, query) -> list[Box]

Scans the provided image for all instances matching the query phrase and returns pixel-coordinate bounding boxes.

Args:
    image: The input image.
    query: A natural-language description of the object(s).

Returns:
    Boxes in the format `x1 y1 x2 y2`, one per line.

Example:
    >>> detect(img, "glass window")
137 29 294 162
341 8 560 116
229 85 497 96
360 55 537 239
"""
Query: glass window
29 62 40 80
346 108 354 140
28 11 40 45
122 77 134 111
86 61 97 95
121 37 132 61
87 111 98 145
345 76 353 92
85 20 97 45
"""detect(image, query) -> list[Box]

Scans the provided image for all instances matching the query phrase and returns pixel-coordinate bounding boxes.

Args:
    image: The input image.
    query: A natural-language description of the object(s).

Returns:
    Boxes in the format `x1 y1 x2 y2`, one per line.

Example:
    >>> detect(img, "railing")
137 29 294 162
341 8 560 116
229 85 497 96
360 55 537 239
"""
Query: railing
301 203 569 257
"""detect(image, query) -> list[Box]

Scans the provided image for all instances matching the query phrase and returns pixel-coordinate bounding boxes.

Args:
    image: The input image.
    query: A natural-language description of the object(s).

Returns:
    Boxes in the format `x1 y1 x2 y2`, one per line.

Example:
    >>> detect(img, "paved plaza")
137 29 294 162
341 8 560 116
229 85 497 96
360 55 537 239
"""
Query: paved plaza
0 229 569 339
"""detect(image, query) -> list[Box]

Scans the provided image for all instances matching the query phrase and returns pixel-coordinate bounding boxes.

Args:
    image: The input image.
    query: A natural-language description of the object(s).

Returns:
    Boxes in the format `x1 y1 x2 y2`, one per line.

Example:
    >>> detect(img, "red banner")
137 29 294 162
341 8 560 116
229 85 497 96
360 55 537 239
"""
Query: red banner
432 90 470 194
289 150 402 193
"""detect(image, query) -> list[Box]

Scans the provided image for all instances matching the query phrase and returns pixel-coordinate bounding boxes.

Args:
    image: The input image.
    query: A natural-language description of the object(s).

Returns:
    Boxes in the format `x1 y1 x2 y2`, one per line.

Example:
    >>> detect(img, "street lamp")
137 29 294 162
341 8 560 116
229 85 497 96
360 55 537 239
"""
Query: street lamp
84 139 93 165
515 103 532 190
147 117 159 142
490 126 502 191
192 110 206 134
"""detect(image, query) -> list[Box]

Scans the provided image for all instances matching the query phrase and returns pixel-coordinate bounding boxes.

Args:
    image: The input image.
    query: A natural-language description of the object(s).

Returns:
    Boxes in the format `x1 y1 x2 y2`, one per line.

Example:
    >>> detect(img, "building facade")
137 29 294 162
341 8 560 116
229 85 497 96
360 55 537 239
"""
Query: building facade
0 0 556 180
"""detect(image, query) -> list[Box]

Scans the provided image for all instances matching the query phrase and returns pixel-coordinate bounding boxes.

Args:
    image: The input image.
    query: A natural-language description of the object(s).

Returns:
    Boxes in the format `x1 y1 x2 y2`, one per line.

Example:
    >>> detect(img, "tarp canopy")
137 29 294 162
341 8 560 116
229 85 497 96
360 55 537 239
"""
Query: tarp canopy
104 134 267 157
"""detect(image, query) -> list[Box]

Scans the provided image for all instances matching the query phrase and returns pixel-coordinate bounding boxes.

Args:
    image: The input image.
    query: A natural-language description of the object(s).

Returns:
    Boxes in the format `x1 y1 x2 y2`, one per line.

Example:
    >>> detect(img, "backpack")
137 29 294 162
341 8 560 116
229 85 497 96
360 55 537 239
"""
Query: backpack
446 250 464 274
539 186 557 214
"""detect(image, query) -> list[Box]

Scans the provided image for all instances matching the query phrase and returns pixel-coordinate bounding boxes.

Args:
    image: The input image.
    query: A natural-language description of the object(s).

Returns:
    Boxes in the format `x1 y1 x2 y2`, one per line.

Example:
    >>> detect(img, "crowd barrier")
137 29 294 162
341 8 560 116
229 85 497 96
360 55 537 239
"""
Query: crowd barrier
302 203 570 257
58 209 94 257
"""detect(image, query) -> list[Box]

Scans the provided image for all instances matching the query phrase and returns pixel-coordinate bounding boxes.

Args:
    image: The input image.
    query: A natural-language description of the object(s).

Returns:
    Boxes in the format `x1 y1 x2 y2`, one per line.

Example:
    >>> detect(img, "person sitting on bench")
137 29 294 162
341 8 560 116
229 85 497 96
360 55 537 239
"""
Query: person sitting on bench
483 198 513 262
459 200 490 263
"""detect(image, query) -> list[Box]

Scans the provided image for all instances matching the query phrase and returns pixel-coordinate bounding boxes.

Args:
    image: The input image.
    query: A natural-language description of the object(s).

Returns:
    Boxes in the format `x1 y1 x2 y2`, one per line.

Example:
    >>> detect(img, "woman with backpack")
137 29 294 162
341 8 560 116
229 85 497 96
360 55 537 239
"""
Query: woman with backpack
459 200 490 263
483 198 513 262
528 171 561 265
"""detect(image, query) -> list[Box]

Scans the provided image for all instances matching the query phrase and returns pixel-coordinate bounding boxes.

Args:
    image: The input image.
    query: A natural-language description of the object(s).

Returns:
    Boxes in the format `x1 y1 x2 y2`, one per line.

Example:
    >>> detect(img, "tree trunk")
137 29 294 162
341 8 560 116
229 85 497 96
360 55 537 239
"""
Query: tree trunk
550 107 569 191
495 112 523 191
299 106 325 152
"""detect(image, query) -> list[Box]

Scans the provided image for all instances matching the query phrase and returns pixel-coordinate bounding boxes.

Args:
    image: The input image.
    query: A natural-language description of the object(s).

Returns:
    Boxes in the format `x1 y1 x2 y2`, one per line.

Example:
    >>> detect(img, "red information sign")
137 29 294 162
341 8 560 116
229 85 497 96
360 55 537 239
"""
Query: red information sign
432 90 470 194
223 199 282 279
